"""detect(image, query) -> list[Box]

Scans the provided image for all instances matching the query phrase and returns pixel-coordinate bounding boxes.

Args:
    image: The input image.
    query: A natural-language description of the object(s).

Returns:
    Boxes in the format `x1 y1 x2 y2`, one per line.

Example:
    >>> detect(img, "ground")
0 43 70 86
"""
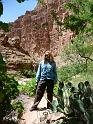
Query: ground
14 76 58 124
18 93 49 124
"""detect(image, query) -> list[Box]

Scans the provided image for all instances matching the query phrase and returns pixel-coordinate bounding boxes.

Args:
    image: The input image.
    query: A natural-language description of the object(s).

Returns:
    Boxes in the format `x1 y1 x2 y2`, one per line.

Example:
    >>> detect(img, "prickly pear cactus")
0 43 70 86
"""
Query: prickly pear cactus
51 81 93 124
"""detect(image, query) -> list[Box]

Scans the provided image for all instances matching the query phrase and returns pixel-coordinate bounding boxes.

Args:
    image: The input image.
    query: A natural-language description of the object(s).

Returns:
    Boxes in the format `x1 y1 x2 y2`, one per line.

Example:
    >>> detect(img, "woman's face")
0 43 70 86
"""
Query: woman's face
45 54 50 61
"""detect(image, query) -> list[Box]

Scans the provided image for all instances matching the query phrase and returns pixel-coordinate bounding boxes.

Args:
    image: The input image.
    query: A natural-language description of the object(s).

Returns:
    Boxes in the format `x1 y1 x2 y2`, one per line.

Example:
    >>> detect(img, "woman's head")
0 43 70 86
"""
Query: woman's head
44 51 54 63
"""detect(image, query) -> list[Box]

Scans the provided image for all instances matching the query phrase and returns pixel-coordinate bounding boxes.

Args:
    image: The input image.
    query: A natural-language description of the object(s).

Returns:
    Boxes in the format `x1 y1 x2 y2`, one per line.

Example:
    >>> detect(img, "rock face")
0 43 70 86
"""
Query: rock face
0 31 35 70
8 0 73 58
0 0 73 69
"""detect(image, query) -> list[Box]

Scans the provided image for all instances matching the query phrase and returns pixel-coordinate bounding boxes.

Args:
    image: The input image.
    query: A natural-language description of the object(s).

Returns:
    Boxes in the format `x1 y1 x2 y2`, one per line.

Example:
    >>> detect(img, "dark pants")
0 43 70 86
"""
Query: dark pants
32 79 54 108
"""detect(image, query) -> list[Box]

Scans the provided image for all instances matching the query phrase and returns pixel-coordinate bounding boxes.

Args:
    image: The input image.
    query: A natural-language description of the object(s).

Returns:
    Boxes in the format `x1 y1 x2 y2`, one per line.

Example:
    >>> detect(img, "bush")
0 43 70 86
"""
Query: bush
0 72 19 118
21 69 36 78
0 54 19 120
18 78 36 97
12 100 24 119
57 63 85 82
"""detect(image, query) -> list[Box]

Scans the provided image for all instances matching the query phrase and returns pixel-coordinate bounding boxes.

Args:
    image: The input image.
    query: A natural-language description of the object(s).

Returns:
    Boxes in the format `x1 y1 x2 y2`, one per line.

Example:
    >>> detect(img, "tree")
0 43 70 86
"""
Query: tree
63 0 93 35
60 0 93 72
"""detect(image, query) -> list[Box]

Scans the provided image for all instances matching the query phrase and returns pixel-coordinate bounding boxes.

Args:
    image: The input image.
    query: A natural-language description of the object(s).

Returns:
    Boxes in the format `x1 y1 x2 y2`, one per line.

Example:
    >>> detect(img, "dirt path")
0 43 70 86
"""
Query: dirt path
17 78 52 124
18 94 49 124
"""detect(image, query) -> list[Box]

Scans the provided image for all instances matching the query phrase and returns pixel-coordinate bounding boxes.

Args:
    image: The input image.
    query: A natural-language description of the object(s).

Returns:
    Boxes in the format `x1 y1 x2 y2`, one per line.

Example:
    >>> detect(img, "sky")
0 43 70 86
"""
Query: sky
0 0 37 23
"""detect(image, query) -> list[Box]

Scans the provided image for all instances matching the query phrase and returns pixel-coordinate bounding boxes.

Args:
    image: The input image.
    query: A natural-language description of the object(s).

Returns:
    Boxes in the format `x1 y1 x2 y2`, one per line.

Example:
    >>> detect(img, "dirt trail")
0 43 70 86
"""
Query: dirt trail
19 94 48 124
17 78 52 124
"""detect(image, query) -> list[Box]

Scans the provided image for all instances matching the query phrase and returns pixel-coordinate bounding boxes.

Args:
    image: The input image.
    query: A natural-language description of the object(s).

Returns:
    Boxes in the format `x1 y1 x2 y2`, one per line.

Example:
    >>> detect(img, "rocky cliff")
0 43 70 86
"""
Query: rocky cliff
0 31 35 70
8 0 73 57
0 0 73 69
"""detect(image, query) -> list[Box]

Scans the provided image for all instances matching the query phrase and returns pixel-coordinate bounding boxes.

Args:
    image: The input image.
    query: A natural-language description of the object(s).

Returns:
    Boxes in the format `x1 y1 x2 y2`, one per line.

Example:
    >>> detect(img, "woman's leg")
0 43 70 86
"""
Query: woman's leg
31 80 46 110
47 80 54 109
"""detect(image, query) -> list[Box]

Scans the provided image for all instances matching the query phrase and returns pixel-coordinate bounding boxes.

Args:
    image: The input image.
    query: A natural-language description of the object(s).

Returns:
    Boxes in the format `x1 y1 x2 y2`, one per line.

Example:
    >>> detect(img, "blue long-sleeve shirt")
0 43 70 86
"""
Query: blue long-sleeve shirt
36 60 57 83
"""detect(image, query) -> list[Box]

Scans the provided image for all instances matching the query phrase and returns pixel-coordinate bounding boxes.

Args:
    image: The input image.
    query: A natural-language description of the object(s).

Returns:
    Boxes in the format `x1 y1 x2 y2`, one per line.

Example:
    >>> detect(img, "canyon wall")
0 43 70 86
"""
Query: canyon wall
0 0 73 69
8 0 72 57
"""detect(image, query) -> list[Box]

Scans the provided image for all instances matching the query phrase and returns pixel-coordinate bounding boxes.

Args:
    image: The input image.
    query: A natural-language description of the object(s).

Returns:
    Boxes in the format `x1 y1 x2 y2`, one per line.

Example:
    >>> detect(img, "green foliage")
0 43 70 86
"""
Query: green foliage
64 15 85 34
21 68 36 78
65 35 93 69
57 0 93 81
54 0 93 63
12 100 24 118
53 83 59 95
0 21 9 32
52 0 93 35
0 72 19 117
52 81 93 124
60 32 93 83
0 1 3 16
18 78 36 96
0 54 19 119
70 71 93 88
72 34 93 59
63 0 93 34
57 63 85 82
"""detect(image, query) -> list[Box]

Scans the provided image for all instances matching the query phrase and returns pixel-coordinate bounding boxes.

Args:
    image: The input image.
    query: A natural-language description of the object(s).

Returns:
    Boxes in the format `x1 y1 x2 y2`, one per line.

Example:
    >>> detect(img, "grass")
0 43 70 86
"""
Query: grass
71 72 93 88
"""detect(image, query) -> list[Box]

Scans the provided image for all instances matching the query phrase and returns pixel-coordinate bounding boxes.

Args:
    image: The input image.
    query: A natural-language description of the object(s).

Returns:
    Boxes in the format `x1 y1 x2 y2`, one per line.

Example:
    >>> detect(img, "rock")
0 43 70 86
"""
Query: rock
47 112 65 122
19 119 26 124
7 0 73 57
0 31 38 70
0 0 74 69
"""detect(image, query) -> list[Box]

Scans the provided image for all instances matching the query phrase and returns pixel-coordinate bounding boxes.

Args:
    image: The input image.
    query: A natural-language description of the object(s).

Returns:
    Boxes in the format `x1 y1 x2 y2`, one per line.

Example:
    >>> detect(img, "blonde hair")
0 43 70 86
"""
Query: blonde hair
44 51 54 63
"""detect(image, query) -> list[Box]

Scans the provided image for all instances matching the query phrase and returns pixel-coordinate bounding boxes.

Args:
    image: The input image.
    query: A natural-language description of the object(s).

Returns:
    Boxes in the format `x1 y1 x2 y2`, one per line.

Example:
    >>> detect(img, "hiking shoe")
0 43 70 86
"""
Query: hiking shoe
30 107 38 111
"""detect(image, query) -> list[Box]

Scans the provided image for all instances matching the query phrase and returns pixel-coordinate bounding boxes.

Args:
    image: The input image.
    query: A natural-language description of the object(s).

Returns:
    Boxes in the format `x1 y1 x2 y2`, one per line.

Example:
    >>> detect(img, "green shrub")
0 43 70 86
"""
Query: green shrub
0 72 19 118
0 54 19 119
21 69 36 78
12 100 24 119
57 63 85 82
18 78 36 97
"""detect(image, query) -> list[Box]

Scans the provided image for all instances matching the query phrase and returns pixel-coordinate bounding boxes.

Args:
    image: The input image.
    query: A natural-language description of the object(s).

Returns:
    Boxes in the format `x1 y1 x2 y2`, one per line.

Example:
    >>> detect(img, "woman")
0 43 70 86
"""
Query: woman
30 51 57 111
